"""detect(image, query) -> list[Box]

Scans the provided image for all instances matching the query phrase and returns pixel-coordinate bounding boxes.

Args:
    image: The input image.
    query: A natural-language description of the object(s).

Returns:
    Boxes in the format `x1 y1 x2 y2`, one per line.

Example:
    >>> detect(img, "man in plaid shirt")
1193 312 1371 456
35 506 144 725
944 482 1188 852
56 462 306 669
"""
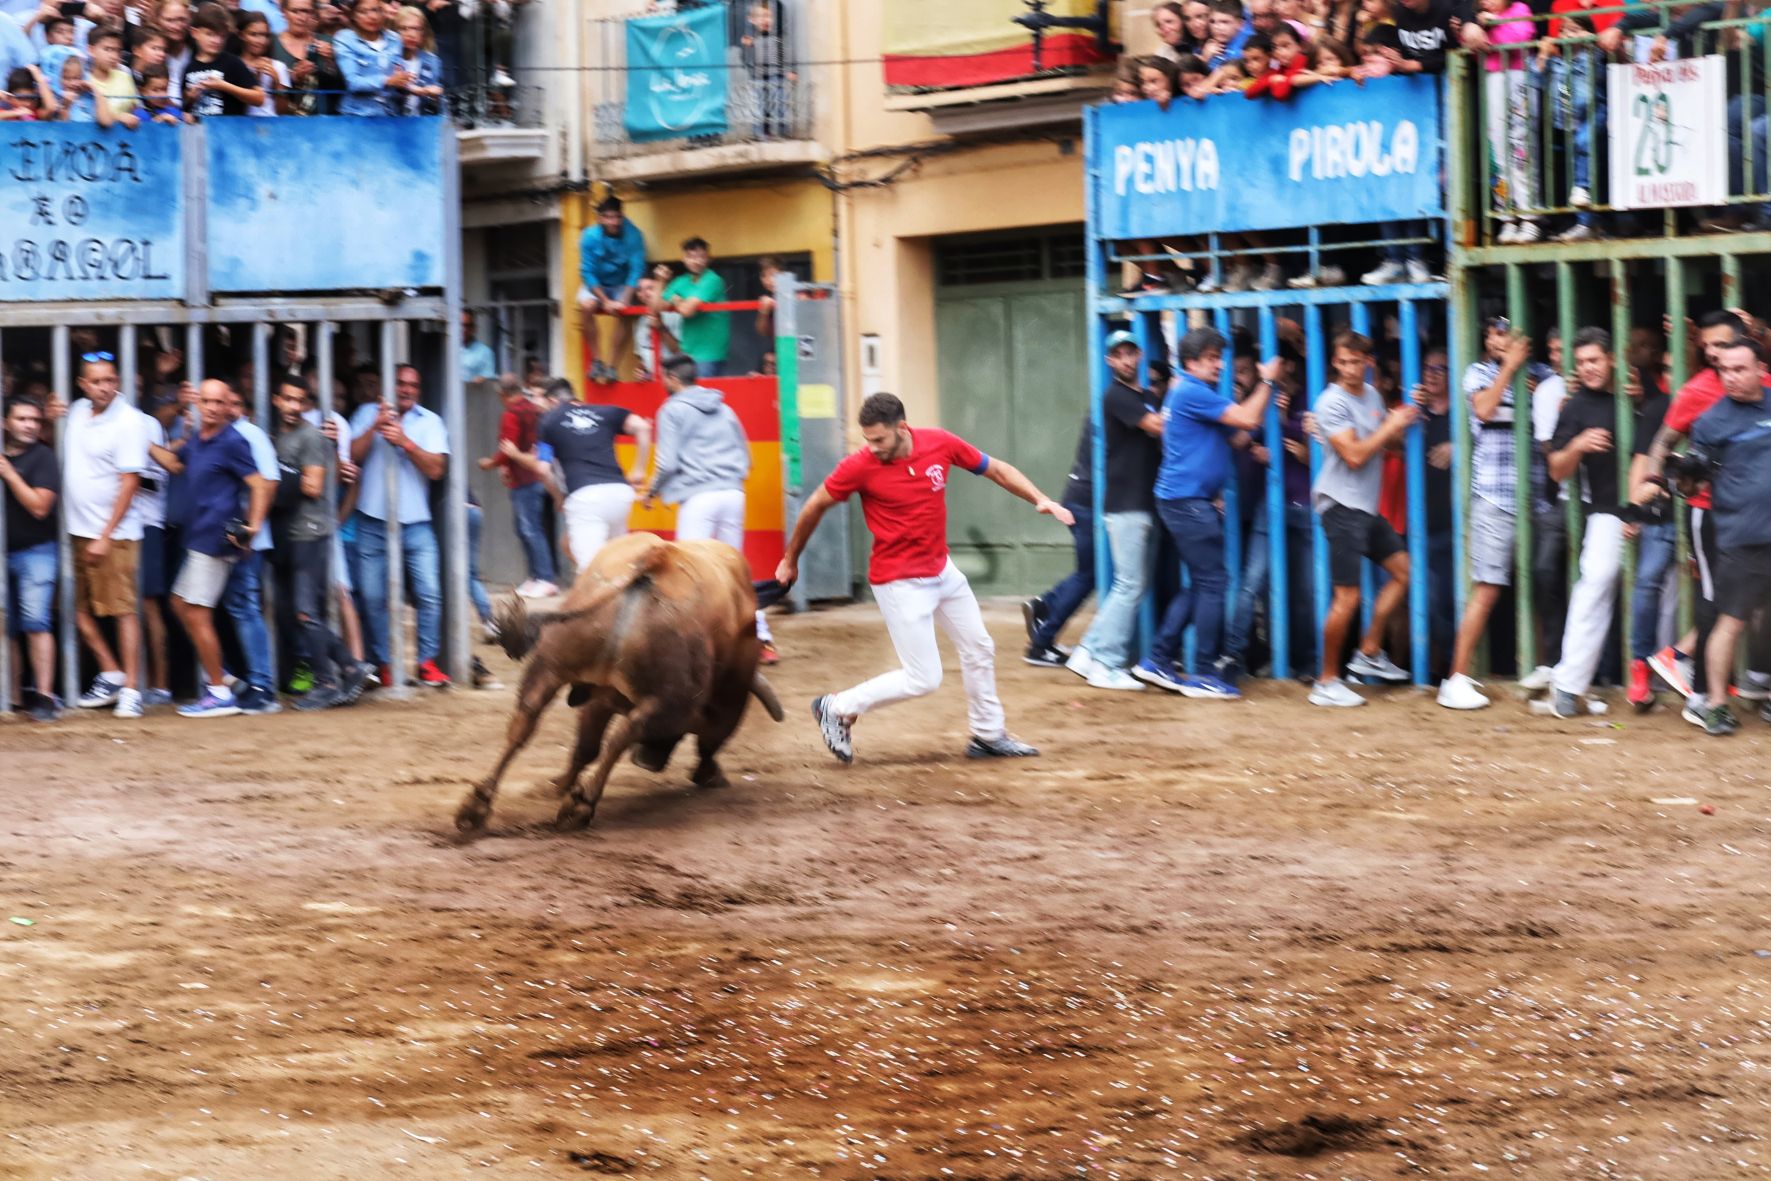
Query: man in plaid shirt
1438 319 1555 710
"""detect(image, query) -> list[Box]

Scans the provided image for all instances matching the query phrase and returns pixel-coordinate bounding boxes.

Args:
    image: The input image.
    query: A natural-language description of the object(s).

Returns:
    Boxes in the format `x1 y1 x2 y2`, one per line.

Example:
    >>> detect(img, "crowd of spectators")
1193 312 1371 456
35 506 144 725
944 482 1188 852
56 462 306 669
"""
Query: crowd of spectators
0 0 524 123
1022 303 1771 736
0 327 520 721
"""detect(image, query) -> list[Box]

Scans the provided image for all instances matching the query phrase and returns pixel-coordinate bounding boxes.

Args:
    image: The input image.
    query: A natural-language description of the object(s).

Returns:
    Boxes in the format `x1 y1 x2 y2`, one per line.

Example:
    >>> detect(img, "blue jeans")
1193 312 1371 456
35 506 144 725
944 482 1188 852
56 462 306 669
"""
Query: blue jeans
354 513 443 665
1149 497 1228 669
223 550 275 693
1079 510 1153 669
467 501 493 625
5 541 56 635
1381 221 1421 264
1032 504 1094 648
509 481 555 584
1225 503 1314 669
1631 521 1676 661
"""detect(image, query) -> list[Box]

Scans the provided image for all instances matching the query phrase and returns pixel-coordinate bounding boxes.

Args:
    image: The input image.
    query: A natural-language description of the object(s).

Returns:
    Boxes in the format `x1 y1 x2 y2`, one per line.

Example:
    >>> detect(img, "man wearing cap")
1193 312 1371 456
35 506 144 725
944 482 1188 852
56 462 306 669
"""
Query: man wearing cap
1024 329 1163 692
577 195 648 385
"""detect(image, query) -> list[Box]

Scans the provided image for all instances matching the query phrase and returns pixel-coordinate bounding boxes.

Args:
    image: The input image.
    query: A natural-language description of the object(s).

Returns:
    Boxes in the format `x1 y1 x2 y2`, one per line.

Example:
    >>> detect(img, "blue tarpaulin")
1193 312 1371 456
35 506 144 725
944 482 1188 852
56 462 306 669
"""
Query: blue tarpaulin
624 5 730 142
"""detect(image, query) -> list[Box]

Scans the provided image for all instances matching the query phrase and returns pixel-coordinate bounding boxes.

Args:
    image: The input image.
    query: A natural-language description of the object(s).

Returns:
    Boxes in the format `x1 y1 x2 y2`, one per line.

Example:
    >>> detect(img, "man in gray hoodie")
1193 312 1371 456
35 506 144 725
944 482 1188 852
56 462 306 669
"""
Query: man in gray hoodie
645 353 779 661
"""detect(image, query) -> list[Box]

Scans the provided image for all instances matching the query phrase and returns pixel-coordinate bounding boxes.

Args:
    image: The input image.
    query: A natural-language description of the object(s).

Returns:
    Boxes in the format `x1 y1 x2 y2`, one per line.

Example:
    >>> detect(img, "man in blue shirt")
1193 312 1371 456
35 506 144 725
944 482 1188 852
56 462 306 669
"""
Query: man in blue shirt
1133 328 1279 700
172 380 275 720
577 195 648 385
460 310 497 386
350 362 452 688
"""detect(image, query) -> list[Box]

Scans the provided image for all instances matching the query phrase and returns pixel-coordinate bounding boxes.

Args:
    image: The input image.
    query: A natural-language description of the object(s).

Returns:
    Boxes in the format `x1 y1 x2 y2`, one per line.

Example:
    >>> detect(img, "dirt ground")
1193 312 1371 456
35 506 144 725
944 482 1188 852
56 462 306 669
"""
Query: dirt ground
4 600 1771 1180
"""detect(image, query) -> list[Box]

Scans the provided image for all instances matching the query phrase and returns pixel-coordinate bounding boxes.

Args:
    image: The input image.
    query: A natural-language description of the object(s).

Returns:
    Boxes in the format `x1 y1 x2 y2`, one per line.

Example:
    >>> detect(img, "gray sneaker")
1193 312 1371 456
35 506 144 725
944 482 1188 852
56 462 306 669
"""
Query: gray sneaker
1347 649 1409 684
811 695 853 764
1308 678 1366 708
1551 689 1581 719
966 734 1038 758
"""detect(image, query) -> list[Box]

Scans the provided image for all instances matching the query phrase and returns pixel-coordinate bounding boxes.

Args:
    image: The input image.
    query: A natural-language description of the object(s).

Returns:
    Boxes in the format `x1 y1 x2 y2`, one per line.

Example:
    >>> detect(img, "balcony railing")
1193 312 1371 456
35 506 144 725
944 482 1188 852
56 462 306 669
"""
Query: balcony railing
589 6 814 162
1452 1 1771 245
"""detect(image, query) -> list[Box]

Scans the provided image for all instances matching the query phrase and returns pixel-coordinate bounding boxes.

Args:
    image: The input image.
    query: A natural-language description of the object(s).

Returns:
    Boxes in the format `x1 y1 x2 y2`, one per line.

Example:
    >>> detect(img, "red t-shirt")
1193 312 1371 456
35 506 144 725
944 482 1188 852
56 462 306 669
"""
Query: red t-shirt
1547 0 1621 38
824 427 988 584
1666 369 1724 509
494 399 543 488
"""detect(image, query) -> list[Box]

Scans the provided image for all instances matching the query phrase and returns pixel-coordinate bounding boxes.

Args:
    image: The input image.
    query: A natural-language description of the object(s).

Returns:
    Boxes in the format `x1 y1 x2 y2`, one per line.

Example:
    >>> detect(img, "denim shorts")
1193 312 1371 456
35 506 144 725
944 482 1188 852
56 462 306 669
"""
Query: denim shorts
6 541 56 635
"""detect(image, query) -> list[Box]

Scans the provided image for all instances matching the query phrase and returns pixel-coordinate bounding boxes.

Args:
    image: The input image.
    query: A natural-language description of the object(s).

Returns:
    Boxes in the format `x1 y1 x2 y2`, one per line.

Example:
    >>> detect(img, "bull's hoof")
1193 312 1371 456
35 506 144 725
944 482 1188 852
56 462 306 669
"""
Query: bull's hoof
631 747 669 773
555 800 597 831
454 800 489 833
691 761 729 790
546 773 577 797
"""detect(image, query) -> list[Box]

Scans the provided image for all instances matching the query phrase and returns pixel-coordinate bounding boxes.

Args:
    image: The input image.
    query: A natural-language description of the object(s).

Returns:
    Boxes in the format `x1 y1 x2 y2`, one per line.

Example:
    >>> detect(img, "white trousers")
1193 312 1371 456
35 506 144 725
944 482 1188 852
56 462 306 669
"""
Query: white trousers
675 488 773 643
830 560 1005 740
564 482 635 571
1552 513 1626 696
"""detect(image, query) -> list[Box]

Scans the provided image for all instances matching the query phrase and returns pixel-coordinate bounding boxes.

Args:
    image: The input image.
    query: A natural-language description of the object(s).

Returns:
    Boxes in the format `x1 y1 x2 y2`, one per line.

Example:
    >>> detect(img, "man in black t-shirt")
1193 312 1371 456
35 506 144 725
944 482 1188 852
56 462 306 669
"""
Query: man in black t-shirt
2 396 63 721
1021 331 1163 688
183 2 264 117
536 399 651 573
1544 328 1670 718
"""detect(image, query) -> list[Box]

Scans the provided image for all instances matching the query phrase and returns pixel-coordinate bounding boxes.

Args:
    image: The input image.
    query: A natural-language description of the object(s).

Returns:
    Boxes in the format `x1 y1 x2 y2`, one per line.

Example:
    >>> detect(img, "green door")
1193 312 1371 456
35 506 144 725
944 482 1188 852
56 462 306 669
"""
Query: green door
934 230 1088 598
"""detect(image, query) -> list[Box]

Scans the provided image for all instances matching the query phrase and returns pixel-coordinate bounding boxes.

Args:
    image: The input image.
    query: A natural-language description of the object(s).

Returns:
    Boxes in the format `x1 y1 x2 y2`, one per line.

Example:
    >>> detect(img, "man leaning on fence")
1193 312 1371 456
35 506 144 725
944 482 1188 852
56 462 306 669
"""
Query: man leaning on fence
3 396 61 722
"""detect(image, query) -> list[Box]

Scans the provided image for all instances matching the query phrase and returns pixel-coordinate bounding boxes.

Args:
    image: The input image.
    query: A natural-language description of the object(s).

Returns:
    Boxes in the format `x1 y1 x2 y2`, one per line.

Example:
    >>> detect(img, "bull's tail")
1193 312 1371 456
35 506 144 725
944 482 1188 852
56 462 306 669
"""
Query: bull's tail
750 671 784 722
495 543 675 663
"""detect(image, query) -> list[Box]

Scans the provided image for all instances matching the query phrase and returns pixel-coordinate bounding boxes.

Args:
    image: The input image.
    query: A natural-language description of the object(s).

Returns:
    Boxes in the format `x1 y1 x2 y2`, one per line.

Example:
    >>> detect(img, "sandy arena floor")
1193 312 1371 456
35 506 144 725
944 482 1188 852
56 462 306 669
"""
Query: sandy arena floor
3 601 1770 1180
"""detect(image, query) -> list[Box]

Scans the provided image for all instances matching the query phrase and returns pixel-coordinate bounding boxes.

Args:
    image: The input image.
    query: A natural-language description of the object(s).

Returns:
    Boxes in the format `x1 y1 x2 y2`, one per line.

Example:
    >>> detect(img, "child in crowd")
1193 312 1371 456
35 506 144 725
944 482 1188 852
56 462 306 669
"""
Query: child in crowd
1110 64 1140 103
1137 55 1180 108
88 27 140 128
0 66 52 121
1177 53 1214 98
1481 0 1542 243
237 11 291 117
394 6 443 116
57 54 96 122
133 27 168 80
1244 26 1311 96
137 62 188 123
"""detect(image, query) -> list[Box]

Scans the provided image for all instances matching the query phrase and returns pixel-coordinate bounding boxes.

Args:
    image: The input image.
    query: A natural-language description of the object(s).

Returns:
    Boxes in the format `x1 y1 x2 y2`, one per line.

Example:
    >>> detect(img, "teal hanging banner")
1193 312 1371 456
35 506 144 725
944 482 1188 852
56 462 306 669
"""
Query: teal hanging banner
624 6 729 142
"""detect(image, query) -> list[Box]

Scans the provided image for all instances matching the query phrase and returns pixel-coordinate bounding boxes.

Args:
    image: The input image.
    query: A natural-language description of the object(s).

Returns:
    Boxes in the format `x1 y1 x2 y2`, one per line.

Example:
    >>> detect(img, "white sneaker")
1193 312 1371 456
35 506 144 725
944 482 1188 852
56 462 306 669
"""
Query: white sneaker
1436 673 1491 711
1404 259 1433 284
1064 646 1102 681
76 673 125 709
1309 678 1366 708
1317 265 1345 286
1195 272 1222 294
1737 671 1771 701
1251 262 1283 291
1553 223 1597 243
489 67 516 88
1347 648 1409 683
1568 185 1592 208
1361 260 1406 285
1512 220 1542 243
1085 665 1145 692
1518 664 1554 692
1497 221 1520 244
113 688 143 719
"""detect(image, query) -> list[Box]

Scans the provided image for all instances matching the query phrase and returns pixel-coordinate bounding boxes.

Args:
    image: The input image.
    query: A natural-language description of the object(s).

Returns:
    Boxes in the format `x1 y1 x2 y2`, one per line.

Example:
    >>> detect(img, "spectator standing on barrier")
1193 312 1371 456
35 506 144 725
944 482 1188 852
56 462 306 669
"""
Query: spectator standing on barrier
740 0 791 138
222 385 284 713
634 265 681 381
460 310 496 386
1439 323 1550 709
392 6 442 115
62 353 148 719
645 352 778 664
477 373 557 598
236 10 289 117
532 383 650 571
782 393 1069 764
272 0 342 116
183 2 264 115
1687 338 1771 736
331 0 401 116
1308 331 1416 707
576 195 647 386
1417 345 1457 679
1544 328 1667 719
350 362 451 687
158 0 194 93
1134 327 1279 701
1361 0 1448 285
1029 332 1161 690
172 380 274 719
2 395 61 721
663 237 732 378
271 375 368 710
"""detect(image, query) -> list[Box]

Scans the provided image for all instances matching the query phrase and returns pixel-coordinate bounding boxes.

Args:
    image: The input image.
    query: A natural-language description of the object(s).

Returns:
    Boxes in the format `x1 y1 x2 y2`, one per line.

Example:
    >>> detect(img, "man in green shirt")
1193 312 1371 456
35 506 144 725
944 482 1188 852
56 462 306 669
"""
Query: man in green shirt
662 237 732 377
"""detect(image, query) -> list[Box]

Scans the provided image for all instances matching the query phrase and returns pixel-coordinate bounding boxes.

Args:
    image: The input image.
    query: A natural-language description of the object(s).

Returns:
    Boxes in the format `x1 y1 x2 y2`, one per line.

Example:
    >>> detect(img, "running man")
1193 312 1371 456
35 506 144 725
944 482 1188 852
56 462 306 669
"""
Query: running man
775 392 1074 763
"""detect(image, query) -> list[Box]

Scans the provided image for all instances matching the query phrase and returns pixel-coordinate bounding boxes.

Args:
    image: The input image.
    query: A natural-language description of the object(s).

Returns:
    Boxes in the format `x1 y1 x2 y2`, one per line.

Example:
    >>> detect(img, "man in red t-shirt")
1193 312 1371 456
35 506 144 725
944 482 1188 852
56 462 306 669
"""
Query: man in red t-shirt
478 374 558 598
776 393 1075 763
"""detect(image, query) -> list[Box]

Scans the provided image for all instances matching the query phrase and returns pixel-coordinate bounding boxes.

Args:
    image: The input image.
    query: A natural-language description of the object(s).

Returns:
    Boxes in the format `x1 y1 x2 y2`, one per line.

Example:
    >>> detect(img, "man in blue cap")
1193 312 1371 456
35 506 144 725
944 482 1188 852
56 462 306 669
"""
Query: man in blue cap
1024 329 1164 692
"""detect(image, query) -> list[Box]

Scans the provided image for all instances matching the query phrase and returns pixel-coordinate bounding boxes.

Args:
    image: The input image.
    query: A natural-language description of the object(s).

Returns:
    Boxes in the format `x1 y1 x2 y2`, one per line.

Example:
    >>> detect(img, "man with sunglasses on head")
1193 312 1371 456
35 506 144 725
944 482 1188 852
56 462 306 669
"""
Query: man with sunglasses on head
61 351 150 719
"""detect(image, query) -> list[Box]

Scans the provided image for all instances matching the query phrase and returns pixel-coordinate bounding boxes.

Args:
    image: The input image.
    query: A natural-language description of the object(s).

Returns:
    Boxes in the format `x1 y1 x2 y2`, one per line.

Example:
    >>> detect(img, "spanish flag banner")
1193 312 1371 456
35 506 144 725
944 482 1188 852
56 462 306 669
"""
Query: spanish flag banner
883 0 1111 91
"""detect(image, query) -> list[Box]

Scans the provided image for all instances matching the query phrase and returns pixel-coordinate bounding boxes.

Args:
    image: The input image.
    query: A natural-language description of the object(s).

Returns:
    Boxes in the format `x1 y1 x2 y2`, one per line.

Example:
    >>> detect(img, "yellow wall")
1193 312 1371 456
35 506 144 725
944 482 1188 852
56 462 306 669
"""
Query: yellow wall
838 140 1086 427
560 179 835 388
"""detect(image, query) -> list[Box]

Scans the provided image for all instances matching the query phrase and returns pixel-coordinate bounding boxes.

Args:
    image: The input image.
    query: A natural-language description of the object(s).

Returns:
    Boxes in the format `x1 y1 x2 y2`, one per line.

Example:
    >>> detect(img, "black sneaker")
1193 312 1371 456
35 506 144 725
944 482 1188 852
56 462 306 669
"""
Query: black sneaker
1020 597 1047 644
811 695 853 764
966 734 1038 758
236 686 283 715
295 685 344 712
337 662 374 706
26 692 63 723
1704 703 1741 736
1023 643 1068 668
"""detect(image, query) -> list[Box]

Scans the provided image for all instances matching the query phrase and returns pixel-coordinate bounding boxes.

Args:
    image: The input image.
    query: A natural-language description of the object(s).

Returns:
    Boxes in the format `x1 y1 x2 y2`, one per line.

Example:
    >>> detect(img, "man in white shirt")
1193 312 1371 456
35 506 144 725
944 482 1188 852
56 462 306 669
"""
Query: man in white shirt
61 354 149 718
350 362 451 687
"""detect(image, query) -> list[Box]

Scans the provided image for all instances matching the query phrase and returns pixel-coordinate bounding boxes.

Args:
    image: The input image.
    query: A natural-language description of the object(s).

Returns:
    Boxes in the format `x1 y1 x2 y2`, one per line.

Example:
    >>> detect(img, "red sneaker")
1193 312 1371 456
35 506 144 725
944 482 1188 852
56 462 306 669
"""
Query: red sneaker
375 664 391 688
1627 658 1655 712
416 659 451 687
759 641 780 666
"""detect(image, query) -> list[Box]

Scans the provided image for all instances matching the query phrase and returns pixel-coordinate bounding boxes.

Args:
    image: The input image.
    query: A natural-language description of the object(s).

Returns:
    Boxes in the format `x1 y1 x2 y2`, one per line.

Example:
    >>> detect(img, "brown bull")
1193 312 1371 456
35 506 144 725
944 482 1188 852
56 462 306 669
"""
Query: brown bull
454 533 784 833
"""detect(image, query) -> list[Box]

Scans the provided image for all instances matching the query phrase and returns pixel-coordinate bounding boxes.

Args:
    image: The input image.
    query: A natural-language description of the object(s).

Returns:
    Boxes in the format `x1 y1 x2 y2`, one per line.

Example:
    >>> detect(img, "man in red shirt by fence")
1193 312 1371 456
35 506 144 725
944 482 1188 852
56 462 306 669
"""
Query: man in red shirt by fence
478 374 558 598
776 393 1074 764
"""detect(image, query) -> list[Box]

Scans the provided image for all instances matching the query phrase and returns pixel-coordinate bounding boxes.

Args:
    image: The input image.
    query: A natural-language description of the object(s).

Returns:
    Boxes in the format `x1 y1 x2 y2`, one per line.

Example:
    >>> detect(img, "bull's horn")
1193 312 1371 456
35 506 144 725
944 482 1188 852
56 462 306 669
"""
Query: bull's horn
750 671 785 722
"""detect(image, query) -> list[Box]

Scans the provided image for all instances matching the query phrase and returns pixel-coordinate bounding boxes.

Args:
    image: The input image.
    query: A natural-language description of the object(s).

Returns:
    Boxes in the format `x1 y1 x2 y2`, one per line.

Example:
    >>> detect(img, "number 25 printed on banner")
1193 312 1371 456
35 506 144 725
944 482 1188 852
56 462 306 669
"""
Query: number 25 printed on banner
1608 57 1726 209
